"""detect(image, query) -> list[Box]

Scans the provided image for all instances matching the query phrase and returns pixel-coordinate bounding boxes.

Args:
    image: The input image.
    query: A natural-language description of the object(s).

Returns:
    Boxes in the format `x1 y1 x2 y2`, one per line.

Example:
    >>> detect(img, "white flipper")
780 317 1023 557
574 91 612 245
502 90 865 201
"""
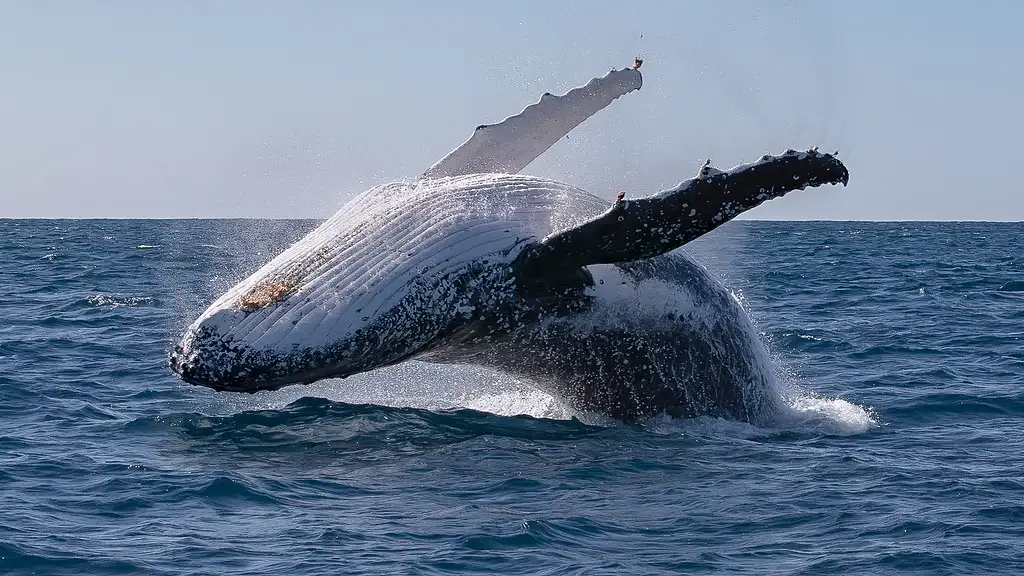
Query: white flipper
423 66 642 178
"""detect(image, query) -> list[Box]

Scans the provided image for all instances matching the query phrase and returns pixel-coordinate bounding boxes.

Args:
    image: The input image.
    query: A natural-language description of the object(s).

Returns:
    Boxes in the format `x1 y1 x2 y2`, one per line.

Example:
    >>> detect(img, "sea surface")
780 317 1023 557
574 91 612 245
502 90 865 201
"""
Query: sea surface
1 219 1022 575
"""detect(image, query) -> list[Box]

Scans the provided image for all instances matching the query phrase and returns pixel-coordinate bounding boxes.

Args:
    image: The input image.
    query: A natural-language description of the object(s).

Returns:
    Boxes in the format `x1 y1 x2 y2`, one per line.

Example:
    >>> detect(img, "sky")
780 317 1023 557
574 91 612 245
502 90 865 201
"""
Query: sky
1 0 1022 220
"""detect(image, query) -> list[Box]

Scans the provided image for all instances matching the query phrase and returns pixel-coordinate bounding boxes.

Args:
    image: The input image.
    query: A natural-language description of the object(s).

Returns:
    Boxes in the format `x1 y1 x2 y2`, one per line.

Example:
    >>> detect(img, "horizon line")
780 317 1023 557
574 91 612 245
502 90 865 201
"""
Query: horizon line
2 217 1023 223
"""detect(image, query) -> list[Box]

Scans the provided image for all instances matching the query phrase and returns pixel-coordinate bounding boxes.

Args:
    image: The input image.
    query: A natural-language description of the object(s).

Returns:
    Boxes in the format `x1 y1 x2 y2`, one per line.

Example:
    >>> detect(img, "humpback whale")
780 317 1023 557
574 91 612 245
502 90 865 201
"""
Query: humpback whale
170 64 848 422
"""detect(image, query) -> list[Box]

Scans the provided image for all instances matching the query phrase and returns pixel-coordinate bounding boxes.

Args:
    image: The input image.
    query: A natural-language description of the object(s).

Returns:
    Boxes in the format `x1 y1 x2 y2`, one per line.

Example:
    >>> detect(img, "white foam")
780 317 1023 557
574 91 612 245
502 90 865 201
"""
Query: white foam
574 265 726 336
762 337 875 435
201 361 580 420
641 390 875 438
198 357 874 436
775 392 876 435
87 294 153 308
459 389 575 421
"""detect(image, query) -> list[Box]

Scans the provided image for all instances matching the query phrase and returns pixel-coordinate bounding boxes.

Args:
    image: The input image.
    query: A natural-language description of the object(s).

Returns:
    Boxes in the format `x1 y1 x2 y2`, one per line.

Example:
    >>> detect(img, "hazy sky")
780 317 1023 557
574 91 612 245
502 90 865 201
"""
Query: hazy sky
2 1 1022 219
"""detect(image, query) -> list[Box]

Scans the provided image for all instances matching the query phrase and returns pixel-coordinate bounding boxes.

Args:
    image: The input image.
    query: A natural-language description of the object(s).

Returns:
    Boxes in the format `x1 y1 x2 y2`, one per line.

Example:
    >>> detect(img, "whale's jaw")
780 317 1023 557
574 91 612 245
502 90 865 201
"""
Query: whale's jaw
169 315 323 393
169 328 359 393
169 306 436 394
168 261 509 394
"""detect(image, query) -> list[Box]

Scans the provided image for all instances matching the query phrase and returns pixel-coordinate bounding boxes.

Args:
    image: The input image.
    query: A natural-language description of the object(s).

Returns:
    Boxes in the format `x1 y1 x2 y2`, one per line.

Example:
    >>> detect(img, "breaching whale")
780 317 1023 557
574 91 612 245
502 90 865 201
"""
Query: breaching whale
170 64 848 422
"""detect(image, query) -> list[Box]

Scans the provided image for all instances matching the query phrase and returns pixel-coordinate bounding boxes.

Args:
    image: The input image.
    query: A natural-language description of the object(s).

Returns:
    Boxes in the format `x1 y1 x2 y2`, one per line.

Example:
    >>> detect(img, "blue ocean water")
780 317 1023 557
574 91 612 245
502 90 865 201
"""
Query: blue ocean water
1 219 1022 575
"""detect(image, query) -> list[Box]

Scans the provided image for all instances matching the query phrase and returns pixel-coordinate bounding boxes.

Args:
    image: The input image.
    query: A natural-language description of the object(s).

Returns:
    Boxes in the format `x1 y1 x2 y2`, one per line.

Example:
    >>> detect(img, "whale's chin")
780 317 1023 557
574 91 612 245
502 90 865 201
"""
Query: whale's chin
170 338 364 394
168 313 360 393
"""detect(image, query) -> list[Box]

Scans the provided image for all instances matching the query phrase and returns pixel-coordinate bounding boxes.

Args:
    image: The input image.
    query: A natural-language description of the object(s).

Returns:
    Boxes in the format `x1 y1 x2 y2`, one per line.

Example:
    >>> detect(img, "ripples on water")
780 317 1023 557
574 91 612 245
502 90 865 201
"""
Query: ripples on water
1 220 1022 575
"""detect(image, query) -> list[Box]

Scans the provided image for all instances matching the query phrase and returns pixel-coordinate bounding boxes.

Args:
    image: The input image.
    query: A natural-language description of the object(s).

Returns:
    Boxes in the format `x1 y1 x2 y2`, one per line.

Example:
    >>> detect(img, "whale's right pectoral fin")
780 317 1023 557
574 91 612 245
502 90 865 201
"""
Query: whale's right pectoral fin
423 65 642 178
514 149 849 277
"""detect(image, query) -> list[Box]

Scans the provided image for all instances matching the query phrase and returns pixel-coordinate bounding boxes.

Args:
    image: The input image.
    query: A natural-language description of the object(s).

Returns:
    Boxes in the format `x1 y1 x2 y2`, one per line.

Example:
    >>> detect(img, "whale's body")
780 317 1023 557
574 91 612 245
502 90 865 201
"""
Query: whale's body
425 248 778 422
174 175 774 420
171 65 848 422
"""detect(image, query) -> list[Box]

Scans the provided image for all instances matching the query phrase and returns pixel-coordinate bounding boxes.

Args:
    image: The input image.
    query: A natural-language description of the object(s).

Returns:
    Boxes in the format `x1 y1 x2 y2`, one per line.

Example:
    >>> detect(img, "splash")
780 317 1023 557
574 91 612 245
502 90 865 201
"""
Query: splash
726 270 876 435
459 389 578 422
199 361 577 420
87 294 154 308
776 392 876 435
757 331 875 435
199 355 873 435
749 341 875 436
643 392 875 438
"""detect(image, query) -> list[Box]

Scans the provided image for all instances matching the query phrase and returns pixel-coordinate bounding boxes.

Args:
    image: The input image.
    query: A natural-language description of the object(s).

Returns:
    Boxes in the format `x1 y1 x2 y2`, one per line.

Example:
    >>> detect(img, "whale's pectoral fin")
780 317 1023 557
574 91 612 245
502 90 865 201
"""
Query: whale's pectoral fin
514 149 849 274
423 66 642 178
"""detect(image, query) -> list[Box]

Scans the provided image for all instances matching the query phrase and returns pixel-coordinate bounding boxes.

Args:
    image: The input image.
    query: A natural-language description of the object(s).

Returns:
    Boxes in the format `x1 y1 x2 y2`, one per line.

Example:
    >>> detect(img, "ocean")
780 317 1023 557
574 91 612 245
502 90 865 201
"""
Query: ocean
1 219 1022 575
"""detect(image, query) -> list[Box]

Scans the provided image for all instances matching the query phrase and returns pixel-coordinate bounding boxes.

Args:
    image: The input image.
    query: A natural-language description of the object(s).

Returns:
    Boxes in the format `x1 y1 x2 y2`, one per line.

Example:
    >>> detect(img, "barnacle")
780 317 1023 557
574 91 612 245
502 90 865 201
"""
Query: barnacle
238 278 299 311
236 244 334 311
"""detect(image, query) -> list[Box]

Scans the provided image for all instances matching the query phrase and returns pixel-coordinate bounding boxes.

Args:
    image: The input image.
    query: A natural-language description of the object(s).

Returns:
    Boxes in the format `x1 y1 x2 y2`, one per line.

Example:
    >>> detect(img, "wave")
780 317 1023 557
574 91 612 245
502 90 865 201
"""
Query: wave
126 396 606 452
86 294 155 308
775 391 876 434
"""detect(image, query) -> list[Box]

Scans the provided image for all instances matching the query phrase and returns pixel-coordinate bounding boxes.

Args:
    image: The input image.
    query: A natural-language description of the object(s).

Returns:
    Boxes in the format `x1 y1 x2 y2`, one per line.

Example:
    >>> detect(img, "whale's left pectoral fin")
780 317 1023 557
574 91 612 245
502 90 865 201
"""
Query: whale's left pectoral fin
424 65 642 178
514 149 849 274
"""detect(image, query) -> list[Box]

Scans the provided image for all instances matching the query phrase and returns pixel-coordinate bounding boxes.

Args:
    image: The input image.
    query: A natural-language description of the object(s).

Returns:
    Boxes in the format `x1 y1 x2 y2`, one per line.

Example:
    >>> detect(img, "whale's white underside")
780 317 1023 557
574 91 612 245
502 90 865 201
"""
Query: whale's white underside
187 175 611 356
